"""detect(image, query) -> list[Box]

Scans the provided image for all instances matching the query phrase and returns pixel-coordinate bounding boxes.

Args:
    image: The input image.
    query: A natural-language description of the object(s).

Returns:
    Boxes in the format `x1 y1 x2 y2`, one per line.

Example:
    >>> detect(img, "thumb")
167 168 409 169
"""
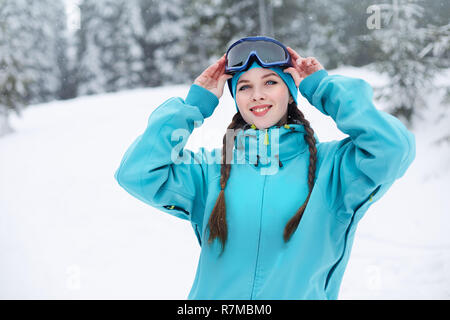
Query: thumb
213 74 233 99
283 67 302 88
218 74 233 89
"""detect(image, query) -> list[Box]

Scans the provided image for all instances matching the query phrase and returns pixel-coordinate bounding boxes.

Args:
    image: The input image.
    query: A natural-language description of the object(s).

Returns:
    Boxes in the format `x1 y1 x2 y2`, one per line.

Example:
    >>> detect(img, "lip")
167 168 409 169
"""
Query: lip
250 104 271 111
250 104 272 117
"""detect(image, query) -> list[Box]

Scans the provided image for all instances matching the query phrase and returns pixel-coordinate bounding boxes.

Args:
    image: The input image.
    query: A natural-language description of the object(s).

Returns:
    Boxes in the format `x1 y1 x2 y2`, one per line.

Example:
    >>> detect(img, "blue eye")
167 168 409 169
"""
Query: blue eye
238 80 277 91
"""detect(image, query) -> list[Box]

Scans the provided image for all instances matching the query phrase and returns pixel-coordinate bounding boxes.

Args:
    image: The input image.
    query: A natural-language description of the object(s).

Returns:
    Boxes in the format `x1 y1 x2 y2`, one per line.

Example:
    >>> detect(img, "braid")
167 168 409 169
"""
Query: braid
283 103 318 242
207 112 246 253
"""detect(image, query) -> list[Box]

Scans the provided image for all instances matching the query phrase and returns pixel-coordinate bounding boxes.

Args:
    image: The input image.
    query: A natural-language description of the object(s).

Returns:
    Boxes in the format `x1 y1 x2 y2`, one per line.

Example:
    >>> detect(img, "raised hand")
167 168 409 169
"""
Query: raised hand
283 47 324 88
194 54 233 99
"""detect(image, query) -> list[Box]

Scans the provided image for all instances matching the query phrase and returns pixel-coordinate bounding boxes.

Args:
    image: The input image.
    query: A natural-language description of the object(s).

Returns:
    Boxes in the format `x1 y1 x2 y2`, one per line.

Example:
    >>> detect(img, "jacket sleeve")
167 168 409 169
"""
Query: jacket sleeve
299 70 416 222
114 84 219 230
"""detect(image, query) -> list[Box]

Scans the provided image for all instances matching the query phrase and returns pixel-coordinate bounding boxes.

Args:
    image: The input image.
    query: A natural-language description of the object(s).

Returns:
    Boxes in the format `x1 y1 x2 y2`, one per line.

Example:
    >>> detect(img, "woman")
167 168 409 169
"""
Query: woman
114 36 416 299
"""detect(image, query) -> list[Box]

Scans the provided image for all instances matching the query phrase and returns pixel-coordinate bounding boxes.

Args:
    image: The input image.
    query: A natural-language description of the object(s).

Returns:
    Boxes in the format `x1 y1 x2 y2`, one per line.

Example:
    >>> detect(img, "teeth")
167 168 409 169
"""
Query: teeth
252 106 270 112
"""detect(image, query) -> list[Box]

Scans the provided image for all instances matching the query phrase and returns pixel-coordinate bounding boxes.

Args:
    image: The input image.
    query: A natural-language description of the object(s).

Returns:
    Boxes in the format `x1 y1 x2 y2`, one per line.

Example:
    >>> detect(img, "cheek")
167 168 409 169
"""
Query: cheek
236 93 248 108
273 88 290 105
236 97 243 109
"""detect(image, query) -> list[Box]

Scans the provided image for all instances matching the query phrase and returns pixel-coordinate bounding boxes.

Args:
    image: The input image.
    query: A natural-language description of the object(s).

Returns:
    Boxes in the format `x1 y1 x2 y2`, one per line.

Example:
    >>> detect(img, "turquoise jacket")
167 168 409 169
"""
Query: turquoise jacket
114 69 416 299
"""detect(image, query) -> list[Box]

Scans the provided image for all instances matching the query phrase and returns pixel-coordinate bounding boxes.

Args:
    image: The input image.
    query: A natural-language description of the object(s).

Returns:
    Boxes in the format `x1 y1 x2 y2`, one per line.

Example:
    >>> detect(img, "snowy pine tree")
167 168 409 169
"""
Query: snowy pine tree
295 0 349 69
130 0 186 86
0 0 66 135
418 22 450 69
0 1 28 135
176 0 259 83
418 22 450 148
0 0 67 108
367 0 440 127
75 0 107 96
21 0 67 104
97 0 142 92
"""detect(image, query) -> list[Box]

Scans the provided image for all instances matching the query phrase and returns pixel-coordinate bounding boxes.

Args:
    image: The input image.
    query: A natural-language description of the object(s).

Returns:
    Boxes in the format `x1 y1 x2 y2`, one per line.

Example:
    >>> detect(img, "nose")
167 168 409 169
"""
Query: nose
250 87 266 101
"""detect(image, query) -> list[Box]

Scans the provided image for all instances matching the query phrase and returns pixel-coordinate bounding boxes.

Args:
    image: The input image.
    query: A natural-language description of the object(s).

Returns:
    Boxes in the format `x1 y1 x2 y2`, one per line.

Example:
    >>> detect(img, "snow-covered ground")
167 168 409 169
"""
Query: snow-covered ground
1 66 449 299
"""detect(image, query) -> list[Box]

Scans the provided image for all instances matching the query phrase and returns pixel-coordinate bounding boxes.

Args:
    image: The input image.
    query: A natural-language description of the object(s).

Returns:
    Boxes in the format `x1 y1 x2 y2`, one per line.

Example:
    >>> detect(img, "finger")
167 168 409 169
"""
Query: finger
311 57 321 66
289 49 306 69
215 73 233 98
283 67 302 87
210 61 221 79
294 64 308 79
211 64 224 81
283 67 296 79
291 55 301 66
206 56 225 77
218 73 233 88
212 55 227 79
287 52 303 68
203 62 218 77
287 47 299 60
287 46 303 60
219 55 230 75
218 55 228 73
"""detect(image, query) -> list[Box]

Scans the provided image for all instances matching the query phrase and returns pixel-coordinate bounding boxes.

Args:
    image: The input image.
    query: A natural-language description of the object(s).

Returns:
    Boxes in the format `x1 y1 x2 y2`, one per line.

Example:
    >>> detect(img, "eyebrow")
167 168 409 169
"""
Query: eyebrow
237 72 278 85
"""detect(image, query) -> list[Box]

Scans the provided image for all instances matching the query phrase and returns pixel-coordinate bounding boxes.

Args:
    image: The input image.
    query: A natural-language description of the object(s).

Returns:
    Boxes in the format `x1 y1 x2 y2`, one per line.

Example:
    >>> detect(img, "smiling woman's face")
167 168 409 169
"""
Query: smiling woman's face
235 67 293 130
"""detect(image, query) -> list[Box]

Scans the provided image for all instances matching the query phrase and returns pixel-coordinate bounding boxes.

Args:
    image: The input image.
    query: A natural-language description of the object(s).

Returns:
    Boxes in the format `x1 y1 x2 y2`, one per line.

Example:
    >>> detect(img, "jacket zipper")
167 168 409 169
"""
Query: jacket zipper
250 174 267 299
264 128 270 145
250 131 269 299
163 204 190 216
324 186 381 290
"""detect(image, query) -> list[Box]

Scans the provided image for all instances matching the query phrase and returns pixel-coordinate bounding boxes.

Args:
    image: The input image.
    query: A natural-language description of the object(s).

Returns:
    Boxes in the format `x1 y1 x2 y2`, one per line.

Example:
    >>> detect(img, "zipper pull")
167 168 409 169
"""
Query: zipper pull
264 129 269 145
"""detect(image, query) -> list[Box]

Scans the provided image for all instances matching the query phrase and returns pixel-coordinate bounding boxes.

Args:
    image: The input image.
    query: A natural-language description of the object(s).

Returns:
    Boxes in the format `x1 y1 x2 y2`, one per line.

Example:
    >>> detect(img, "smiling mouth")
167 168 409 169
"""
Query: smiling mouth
250 105 272 116
250 105 272 112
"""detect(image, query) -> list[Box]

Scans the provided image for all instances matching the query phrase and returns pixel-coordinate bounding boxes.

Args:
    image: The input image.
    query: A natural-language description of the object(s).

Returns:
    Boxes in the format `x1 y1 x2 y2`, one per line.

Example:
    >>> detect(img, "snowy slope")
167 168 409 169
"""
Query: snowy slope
0 67 449 299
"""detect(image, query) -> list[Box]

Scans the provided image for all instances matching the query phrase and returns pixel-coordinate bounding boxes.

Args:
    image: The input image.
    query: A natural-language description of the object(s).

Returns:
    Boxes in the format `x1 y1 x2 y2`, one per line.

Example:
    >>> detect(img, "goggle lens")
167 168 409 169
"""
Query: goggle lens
226 40 289 71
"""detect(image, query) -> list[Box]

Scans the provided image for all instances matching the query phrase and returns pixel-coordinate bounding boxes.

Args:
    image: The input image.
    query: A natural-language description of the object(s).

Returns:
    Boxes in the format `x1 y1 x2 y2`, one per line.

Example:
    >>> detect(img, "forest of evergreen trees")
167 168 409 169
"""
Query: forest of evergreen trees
0 0 449 133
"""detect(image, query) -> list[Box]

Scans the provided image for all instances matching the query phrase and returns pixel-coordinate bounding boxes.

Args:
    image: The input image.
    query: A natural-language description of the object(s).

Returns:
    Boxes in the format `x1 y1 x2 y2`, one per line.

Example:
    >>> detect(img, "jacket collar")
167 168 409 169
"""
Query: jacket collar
233 120 318 168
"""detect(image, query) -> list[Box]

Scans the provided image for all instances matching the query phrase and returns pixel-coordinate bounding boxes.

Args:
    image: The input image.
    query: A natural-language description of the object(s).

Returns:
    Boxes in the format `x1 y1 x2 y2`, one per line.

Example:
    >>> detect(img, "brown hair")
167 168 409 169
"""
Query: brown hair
207 102 318 253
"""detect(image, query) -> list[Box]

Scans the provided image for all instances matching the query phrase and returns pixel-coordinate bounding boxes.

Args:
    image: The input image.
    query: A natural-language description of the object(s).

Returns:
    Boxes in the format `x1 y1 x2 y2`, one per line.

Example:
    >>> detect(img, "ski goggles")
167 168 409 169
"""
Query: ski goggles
225 36 292 74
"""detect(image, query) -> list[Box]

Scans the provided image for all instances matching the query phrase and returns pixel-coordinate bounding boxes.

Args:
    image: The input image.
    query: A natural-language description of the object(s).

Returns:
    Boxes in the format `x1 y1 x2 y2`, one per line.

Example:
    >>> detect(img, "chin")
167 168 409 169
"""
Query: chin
251 118 279 130
242 108 285 129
